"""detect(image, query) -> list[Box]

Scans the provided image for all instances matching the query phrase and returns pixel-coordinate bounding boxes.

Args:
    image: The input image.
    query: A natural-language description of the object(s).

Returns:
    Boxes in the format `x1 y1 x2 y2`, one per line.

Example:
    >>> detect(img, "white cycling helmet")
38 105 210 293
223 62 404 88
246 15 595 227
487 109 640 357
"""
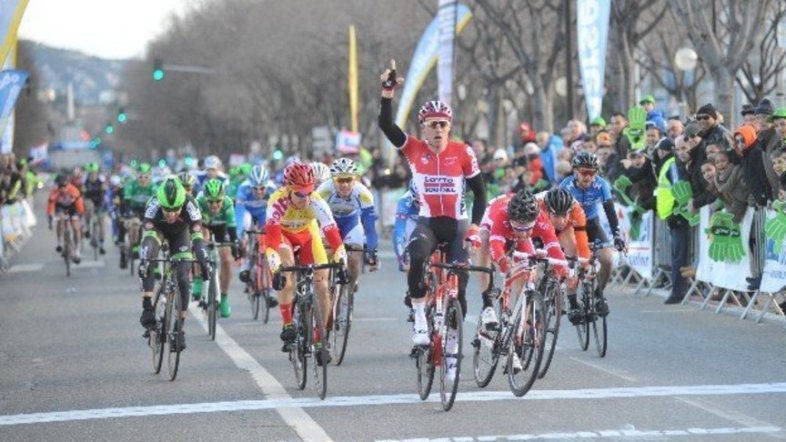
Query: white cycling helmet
204 155 222 170
248 165 269 187
311 162 332 183
330 158 358 178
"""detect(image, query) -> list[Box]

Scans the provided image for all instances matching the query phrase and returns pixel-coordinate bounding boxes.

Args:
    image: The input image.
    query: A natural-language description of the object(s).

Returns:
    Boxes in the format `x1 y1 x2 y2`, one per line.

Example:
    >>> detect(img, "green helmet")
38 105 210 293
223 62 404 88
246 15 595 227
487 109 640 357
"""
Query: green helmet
203 178 225 200
138 162 152 174
85 162 99 173
157 176 186 210
239 163 252 176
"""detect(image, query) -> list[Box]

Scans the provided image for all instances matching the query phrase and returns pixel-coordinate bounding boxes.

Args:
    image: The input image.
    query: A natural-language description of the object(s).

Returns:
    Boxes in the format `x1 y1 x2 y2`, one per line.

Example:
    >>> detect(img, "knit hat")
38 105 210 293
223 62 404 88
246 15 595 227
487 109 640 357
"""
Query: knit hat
590 116 606 127
656 137 674 151
684 122 701 139
639 94 656 105
696 103 717 119
740 104 755 116
755 98 774 116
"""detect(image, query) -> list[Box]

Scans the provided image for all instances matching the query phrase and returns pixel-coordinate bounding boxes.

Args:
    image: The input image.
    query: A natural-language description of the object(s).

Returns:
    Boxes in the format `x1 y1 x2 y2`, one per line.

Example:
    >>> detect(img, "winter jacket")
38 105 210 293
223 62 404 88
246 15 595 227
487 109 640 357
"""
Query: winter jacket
713 164 749 224
736 125 772 206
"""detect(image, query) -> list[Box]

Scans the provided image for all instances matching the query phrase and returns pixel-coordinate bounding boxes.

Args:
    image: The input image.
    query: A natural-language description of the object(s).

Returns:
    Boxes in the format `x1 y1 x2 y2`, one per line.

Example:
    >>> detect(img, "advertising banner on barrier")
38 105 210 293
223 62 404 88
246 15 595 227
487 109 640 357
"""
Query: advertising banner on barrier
695 206 753 291
624 209 654 280
761 208 786 293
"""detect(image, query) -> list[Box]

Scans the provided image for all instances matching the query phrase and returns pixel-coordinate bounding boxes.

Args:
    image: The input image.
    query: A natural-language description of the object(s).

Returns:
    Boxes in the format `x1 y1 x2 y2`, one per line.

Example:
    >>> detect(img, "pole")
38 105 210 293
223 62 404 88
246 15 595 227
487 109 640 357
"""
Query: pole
565 0 574 117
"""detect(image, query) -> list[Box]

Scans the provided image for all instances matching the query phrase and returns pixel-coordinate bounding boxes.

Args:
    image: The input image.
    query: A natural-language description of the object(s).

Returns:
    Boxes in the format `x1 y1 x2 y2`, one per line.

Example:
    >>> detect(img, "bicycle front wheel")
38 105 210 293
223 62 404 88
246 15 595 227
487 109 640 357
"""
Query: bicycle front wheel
207 271 218 341
472 303 499 388
576 285 591 351
166 288 182 381
592 308 607 358
507 291 545 397
290 306 307 390
538 282 562 379
440 298 463 411
151 284 166 374
308 302 328 400
63 230 71 277
330 283 353 366
415 344 434 400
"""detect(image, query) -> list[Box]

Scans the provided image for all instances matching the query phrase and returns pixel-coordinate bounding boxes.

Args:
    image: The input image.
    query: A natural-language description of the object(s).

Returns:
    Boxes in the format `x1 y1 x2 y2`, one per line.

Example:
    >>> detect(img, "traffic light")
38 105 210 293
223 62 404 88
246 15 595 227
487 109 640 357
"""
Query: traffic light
91 137 102 149
105 122 114 135
117 108 127 124
152 58 165 81
272 149 284 161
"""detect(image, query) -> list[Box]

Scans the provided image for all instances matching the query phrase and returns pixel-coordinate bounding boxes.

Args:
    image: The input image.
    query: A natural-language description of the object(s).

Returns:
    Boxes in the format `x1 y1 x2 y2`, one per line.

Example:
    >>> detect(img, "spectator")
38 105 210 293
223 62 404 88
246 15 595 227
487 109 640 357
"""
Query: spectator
620 145 657 213
658 135 689 304
536 131 560 184
610 111 631 161
589 117 607 136
666 118 684 140
566 119 587 145
675 126 715 214
713 149 749 223
645 124 665 155
641 94 667 134
696 103 733 151
734 125 771 207
597 131 621 183
518 122 537 146
741 104 756 126
754 99 781 197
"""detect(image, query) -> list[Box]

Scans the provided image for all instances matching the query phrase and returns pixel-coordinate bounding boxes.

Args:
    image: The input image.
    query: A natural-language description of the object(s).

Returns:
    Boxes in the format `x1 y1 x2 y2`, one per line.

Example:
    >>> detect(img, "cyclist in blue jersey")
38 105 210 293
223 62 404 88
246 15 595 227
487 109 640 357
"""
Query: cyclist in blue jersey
194 155 230 195
393 180 420 272
559 151 626 318
237 165 278 288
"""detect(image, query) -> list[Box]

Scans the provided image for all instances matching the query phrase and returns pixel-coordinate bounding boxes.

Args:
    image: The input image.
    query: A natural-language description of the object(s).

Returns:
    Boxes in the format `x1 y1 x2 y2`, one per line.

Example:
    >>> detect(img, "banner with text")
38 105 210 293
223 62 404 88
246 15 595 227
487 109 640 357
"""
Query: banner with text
761 208 786 292
576 0 610 120
695 206 754 291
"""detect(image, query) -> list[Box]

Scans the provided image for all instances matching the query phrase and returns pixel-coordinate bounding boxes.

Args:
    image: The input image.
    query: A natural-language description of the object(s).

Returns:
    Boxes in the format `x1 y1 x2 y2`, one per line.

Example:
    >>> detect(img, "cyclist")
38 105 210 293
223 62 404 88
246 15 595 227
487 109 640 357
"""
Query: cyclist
378 60 487 349
138 177 210 351
559 151 626 317
393 180 420 272
179 171 197 197
537 187 591 324
107 175 127 267
123 163 156 263
195 155 229 194
474 190 567 330
317 158 379 293
194 178 241 318
236 165 279 309
81 162 107 254
47 174 85 263
311 161 332 188
265 162 347 365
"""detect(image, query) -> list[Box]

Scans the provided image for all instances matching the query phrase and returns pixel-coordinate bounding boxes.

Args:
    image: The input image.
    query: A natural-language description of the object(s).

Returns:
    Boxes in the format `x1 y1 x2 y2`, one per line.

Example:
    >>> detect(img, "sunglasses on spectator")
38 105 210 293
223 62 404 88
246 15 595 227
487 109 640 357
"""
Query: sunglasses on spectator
293 191 311 199
335 177 354 184
425 120 450 129
577 168 597 177
510 221 535 232
696 115 711 121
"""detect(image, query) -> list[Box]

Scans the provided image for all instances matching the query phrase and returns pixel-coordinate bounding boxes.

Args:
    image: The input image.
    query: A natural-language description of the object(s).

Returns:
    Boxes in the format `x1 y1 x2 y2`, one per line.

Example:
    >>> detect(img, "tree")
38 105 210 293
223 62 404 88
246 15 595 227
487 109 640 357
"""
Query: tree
735 1 786 106
13 41 52 154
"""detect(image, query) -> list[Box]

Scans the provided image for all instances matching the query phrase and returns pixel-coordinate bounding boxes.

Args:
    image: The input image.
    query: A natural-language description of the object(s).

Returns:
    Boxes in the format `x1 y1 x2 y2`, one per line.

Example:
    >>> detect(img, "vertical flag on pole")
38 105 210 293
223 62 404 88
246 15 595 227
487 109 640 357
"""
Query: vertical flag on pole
438 0 458 108
576 0 610 120
0 0 28 65
348 25 359 133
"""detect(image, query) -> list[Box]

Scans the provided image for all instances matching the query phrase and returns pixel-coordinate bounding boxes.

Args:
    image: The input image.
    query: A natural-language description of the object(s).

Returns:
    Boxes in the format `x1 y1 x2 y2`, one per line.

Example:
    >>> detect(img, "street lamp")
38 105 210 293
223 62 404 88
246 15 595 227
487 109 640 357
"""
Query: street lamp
674 47 698 119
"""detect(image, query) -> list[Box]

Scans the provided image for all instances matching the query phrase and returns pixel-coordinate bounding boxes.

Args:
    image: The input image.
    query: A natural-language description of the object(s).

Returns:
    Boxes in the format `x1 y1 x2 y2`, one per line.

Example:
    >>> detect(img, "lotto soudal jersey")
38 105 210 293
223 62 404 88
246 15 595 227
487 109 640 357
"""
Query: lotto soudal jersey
399 136 480 220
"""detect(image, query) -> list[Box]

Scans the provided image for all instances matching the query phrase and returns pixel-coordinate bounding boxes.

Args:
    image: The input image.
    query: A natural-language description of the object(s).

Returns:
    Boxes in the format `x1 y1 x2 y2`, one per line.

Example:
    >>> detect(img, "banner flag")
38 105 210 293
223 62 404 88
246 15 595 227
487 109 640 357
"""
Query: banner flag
695 206 753 291
437 0 458 108
0 0 28 66
348 25 359 133
0 68 27 135
761 207 786 292
576 0 610 120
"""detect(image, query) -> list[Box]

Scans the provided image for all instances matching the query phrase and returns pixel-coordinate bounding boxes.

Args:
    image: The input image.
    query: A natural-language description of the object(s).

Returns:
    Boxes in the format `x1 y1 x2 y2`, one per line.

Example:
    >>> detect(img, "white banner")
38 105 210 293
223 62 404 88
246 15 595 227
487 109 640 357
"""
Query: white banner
576 0 611 120
437 0 458 108
624 209 654 280
695 206 754 291
760 209 786 292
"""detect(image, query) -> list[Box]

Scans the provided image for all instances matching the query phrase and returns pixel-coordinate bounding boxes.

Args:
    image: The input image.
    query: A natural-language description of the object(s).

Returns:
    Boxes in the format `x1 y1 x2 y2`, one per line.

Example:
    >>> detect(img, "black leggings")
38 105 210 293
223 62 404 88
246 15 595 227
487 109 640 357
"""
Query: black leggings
407 217 469 315
140 229 191 310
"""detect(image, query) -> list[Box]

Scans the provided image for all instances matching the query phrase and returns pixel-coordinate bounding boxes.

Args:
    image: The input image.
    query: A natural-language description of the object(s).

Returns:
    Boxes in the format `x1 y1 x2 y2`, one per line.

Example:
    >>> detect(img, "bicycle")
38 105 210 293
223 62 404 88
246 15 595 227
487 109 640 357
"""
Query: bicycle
327 244 368 366
410 246 488 411
56 216 73 277
279 261 344 400
88 209 102 261
573 242 608 357
201 241 233 341
536 255 573 379
244 229 275 323
471 251 557 397
144 255 200 381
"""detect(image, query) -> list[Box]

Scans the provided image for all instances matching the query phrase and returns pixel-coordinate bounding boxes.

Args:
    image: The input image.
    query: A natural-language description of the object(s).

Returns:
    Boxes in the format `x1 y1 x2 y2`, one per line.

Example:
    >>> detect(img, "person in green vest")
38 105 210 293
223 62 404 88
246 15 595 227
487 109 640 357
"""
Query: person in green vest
655 136 690 304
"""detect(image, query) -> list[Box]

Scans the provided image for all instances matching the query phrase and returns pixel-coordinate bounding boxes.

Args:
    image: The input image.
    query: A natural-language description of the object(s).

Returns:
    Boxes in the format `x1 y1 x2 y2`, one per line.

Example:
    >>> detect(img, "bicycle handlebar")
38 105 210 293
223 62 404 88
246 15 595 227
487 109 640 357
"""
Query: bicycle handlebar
279 262 344 274
245 228 266 236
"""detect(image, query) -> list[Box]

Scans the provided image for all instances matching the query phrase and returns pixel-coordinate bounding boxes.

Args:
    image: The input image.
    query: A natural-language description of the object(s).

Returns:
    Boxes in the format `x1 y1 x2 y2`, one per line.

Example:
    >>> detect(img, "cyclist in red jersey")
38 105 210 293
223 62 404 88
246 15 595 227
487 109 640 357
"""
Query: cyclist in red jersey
378 59 487 346
474 190 567 329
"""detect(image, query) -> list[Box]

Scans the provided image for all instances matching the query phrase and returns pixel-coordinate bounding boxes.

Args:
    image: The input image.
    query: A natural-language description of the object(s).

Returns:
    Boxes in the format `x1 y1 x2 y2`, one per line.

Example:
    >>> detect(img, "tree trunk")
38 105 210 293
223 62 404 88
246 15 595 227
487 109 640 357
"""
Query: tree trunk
711 67 735 128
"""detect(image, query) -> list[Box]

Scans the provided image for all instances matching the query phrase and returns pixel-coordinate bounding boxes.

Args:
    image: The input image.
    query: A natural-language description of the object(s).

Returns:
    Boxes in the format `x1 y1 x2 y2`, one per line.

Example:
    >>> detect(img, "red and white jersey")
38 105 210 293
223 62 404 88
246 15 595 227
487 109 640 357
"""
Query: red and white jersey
399 136 480 220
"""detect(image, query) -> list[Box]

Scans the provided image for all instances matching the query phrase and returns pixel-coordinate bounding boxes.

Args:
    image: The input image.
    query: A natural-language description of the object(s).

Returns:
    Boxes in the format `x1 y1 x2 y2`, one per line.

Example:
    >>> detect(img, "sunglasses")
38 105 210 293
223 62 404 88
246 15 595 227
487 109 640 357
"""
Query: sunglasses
577 168 597 177
253 186 266 191
696 115 711 121
207 199 223 204
425 120 450 129
335 177 354 184
162 207 181 214
139 175 151 180
510 221 535 232
293 191 311 199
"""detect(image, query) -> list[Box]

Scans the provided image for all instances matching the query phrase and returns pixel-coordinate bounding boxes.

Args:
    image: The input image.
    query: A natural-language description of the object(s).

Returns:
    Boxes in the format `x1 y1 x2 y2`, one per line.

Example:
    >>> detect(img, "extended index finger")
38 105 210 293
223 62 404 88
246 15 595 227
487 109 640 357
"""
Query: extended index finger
390 59 396 70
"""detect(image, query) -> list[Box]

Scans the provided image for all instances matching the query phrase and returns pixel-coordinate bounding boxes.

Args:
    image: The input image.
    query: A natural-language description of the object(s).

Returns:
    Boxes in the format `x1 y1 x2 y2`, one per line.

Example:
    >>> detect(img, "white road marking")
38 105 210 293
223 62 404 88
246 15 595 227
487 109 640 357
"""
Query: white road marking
569 356 636 382
375 426 783 441
75 259 105 268
3 382 786 426
352 317 399 322
673 397 785 439
8 263 44 273
187 303 331 442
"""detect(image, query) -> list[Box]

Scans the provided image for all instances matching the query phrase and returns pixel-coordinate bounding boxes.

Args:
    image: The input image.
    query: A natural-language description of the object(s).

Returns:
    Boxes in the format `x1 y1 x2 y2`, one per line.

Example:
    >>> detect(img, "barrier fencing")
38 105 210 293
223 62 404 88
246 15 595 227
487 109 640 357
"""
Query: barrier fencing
0 197 37 274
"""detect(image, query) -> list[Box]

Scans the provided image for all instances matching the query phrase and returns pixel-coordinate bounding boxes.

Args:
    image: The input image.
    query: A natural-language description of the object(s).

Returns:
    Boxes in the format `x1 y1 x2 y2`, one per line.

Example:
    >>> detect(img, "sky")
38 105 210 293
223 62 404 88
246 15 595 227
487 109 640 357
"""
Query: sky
17 0 187 59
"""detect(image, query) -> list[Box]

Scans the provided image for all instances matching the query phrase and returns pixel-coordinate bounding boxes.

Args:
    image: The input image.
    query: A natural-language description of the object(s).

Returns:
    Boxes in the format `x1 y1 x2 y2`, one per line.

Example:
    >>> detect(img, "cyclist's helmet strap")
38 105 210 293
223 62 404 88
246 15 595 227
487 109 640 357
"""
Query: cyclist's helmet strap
507 190 539 224
545 187 574 216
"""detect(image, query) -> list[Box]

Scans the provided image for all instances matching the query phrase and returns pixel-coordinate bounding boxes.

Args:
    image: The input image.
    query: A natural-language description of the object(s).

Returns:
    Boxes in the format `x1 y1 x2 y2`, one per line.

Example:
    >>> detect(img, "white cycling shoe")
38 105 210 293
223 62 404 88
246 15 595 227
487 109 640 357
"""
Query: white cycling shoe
481 307 498 330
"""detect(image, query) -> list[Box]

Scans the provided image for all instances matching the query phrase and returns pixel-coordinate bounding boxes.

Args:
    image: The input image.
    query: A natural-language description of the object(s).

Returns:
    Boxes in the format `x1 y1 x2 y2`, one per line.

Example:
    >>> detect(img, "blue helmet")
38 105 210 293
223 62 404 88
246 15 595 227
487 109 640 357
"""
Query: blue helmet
248 165 269 187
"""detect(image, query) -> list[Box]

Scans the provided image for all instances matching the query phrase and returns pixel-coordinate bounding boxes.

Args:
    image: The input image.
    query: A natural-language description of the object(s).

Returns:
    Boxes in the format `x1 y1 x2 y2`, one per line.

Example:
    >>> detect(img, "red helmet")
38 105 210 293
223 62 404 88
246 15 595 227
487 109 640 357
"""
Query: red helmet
284 162 315 192
418 100 453 125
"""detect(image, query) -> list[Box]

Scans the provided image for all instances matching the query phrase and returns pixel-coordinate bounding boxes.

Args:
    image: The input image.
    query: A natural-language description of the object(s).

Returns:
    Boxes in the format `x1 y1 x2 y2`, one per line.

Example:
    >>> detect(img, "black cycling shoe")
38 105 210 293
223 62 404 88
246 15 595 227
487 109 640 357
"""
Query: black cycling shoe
140 308 156 328
280 324 296 343
239 270 250 283
265 294 279 308
84 230 90 239
595 298 609 317
171 330 186 352
119 252 128 269
315 347 332 366
56 245 63 253
567 308 584 325
99 247 106 255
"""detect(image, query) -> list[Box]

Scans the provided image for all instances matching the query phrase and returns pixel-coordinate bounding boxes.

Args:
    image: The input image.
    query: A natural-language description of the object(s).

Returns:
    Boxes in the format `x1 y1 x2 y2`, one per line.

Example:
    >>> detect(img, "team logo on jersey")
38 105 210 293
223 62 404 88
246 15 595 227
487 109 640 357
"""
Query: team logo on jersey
423 176 458 194
421 153 433 165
